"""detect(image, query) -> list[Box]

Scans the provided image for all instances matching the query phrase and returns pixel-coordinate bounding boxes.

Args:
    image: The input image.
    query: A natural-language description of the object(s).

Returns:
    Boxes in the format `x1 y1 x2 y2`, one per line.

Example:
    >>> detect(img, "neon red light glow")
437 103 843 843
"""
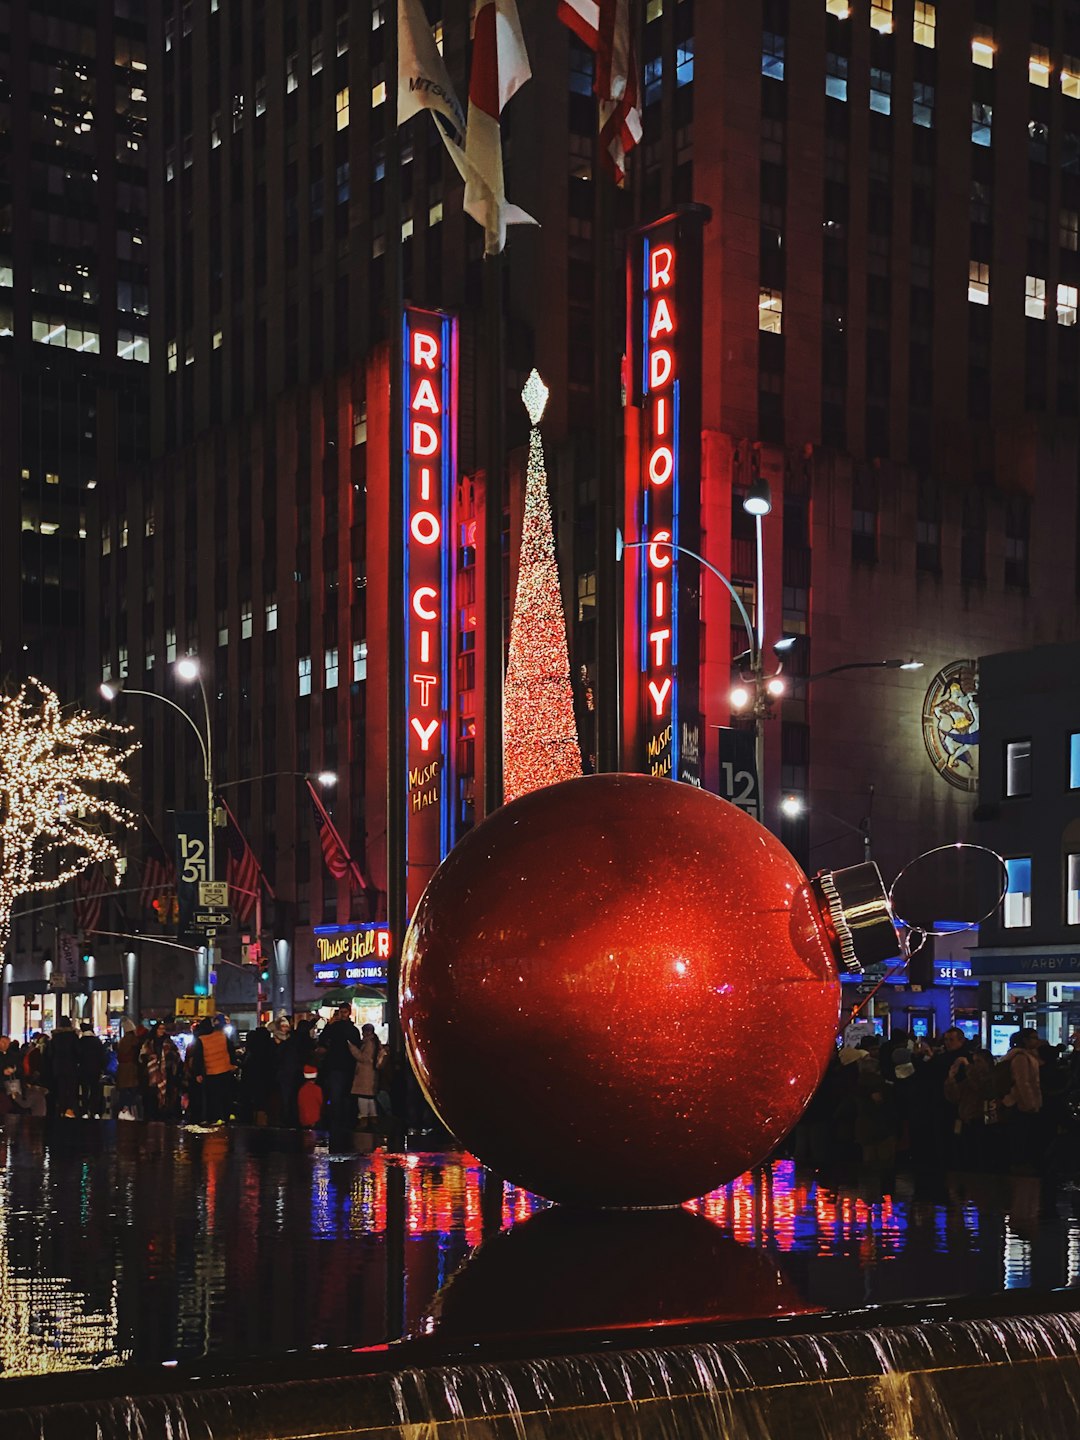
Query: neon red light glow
404 310 456 912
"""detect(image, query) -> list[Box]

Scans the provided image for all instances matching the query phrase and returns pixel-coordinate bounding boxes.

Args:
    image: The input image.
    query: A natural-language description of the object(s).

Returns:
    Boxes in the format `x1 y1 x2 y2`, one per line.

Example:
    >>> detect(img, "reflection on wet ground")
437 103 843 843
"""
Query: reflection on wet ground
0 1118 1077 1377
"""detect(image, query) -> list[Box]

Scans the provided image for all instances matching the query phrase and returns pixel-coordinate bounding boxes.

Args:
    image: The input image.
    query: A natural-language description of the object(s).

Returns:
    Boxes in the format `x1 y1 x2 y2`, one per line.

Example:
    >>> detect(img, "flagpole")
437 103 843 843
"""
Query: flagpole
305 778 367 893
482 247 504 815
386 2 408 1099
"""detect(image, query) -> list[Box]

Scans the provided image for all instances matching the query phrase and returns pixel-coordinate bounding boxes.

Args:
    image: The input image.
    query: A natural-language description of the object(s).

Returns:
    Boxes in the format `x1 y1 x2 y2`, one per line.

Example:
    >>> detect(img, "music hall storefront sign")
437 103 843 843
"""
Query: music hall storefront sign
625 207 708 779
312 923 392 987
403 307 456 914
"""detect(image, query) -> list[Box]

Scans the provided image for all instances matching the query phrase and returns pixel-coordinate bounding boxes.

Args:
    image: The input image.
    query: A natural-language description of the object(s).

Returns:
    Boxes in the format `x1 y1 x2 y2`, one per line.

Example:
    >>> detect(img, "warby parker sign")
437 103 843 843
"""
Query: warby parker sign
403 307 456 913
628 208 707 779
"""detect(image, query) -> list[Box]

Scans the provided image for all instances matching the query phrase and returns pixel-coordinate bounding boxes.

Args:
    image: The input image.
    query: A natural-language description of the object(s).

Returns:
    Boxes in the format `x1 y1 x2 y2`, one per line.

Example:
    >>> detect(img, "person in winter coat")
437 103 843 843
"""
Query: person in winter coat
0 1036 22 1114
47 1016 80 1117
317 1005 363 1126
272 1016 302 1126
113 1019 142 1118
297 1064 324 1129
77 1022 106 1117
239 1025 276 1125
189 1018 236 1124
1003 1028 1044 1172
348 1024 386 1128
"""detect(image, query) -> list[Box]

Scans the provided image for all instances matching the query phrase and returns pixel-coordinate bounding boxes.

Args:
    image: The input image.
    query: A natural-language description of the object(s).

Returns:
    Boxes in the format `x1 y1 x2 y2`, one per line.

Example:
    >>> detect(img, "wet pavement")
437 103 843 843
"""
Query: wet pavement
0 1117 1078 1378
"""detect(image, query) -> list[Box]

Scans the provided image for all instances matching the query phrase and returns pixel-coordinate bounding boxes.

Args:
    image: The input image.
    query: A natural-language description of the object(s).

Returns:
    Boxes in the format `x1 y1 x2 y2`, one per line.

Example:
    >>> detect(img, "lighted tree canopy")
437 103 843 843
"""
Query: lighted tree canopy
503 370 583 803
0 678 137 950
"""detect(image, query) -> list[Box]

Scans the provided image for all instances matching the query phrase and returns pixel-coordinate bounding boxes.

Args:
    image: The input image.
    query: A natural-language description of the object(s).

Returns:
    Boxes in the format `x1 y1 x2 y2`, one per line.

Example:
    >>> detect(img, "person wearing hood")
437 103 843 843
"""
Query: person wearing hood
114 1018 142 1118
46 1016 80 1118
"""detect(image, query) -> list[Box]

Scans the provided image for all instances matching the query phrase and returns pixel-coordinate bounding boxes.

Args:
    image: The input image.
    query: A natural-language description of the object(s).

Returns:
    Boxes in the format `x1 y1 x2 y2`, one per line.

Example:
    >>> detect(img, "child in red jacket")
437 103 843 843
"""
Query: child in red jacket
297 1065 324 1129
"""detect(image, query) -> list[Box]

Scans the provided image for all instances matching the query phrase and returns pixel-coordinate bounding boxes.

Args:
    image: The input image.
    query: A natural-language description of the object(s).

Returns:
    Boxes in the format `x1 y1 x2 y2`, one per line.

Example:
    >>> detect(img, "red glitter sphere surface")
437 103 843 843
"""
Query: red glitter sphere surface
401 774 841 1207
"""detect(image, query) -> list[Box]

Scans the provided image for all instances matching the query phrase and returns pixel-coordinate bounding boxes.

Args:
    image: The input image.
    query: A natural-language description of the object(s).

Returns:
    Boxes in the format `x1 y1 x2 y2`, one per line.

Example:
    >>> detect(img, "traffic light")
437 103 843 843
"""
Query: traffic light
81 951 94 966
259 965 271 983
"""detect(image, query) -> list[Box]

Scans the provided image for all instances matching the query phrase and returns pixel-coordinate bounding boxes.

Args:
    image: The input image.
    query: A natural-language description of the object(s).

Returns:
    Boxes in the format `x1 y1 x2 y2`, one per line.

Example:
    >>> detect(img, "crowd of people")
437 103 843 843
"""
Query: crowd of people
0 1004 391 1131
794 1024 1080 1176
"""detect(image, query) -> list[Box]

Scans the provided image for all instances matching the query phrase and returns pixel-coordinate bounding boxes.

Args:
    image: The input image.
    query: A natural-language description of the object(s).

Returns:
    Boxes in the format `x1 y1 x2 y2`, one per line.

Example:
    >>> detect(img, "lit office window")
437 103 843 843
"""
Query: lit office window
265 596 278 631
1063 58 1080 99
166 627 177 663
1070 733 1080 787
325 647 339 689
1004 858 1032 928
1068 854 1080 925
826 0 851 16
1005 739 1032 796
1030 46 1051 87
241 602 253 639
973 32 995 67
1058 283 1078 325
870 0 893 34
968 261 990 304
758 288 783 333
298 656 312 697
339 86 352 127
646 0 663 19
353 640 368 681
913 1 935 47
217 611 229 647
1026 275 1047 319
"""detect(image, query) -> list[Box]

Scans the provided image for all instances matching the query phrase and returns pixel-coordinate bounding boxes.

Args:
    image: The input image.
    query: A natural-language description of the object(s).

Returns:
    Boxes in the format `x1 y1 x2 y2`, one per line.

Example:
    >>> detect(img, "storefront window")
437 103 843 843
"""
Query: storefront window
1004 857 1032 927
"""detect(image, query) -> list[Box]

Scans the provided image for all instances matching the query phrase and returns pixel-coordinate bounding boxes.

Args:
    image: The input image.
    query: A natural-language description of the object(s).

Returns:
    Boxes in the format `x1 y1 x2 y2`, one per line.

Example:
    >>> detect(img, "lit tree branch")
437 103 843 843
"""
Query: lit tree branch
0 678 137 951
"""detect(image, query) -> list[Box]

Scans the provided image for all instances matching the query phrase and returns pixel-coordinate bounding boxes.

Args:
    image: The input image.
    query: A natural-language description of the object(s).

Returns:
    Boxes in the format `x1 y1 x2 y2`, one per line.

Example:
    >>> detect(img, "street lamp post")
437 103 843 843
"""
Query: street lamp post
101 659 218 992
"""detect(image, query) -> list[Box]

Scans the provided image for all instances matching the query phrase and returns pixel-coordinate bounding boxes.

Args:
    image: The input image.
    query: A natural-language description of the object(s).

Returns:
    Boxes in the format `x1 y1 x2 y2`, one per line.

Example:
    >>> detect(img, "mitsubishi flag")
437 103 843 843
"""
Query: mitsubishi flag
398 0 466 137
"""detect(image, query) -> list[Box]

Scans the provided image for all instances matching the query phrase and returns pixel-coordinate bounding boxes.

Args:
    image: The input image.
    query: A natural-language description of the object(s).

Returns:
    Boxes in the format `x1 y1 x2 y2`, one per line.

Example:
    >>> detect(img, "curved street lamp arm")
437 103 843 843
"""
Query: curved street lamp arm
112 687 210 776
218 771 318 791
804 660 901 684
621 539 757 661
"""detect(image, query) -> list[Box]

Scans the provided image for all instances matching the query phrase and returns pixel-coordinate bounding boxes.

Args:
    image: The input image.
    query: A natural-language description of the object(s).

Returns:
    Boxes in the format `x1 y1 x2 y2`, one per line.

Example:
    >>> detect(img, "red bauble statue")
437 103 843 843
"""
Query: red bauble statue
401 774 844 1207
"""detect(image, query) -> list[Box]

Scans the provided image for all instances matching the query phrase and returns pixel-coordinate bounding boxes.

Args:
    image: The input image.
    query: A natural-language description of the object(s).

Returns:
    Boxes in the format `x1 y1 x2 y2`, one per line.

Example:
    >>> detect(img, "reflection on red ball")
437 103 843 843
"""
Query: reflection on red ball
401 774 841 1206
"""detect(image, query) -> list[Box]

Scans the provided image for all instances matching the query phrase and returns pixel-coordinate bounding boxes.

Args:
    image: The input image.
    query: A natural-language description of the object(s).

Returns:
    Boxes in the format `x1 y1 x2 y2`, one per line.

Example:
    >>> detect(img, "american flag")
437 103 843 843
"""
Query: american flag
223 812 261 924
74 864 103 937
140 835 175 914
308 780 367 892
557 0 642 183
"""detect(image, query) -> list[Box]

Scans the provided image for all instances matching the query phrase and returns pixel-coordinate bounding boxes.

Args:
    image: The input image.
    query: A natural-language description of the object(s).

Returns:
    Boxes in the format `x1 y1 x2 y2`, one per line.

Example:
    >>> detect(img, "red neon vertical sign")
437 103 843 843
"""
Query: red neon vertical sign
641 238 679 776
404 308 456 915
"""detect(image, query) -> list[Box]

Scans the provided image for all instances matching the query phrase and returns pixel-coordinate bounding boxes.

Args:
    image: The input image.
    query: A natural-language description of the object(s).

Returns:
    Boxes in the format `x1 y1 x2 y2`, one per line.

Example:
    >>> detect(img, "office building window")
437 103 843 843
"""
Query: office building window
165 627 177 663
826 53 848 101
1004 857 1032 928
1070 733 1080 788
758 287 783 333
914 1 935 47
1068 854 1080 925
870 0 892 33
972 102 993 146
913 81 934 127
241 602 253 639
325 647 339 688
968 261 990 304
972 32 995 69
870 68 891 114
1026 275 1047 319
1064 210 1080 251
826 0 850 14
353 639 368 681
1058 283 1078 325
1030 47 1051 87
1005 739 1032 796
266 595 278 631
298 656 312 697
1063 58 1080 99
762 32 784 81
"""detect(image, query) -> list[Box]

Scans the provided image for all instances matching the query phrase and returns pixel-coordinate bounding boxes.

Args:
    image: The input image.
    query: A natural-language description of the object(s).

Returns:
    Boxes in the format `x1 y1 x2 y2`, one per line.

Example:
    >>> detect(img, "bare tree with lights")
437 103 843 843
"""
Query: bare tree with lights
0 678 137 951
503 370 583 804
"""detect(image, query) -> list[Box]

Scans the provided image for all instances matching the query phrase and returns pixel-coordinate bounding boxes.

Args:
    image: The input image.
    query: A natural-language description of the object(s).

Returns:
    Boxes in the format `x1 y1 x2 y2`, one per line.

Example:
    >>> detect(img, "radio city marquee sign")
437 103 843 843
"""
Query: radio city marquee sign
627 207 708 779
313 923 392 986
404 307 456 913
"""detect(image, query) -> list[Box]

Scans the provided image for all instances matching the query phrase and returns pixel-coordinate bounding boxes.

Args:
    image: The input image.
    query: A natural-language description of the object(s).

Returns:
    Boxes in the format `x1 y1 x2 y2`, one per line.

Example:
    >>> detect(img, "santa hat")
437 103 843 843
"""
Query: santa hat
303 1065 318 1079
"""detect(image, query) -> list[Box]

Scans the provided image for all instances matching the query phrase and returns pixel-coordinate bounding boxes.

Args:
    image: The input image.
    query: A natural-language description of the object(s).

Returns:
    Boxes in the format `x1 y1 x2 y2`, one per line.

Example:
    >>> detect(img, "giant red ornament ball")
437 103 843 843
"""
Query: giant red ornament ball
401 774 843 1207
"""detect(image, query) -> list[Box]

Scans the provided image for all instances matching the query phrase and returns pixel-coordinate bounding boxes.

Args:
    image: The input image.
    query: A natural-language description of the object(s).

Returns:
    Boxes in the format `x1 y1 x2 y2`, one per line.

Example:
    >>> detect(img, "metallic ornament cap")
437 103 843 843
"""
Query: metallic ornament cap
813 861 897 974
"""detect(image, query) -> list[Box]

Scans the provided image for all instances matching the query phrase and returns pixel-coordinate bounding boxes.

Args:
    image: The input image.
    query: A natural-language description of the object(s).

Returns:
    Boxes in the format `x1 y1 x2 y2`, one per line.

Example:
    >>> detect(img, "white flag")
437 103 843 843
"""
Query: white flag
463 0 536 255
397 0 466 137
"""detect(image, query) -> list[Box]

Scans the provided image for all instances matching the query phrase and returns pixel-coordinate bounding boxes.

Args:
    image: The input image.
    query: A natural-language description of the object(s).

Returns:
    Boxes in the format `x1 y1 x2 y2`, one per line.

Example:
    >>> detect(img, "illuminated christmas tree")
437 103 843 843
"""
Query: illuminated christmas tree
0 678 136 950
503 370 583 803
